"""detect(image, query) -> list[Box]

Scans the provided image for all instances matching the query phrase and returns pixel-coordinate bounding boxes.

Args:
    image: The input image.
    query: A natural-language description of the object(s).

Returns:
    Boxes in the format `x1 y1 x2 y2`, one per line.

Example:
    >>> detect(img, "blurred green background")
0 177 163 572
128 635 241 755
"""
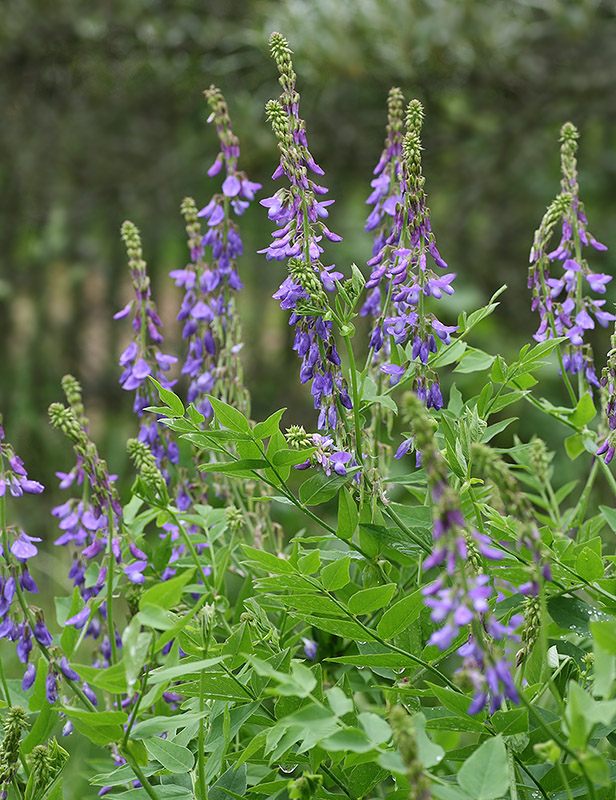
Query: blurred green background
2 0 616 513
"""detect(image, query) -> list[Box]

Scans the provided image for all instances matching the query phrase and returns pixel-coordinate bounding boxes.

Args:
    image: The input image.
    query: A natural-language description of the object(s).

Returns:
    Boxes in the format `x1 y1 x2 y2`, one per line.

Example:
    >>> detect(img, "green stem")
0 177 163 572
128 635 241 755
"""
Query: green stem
570 457 598 527
342 333 364 466
598 456 616 500
121 753 163 800
382 505 431 554
507 744 519 800
517 692 597 800
557 760 575 800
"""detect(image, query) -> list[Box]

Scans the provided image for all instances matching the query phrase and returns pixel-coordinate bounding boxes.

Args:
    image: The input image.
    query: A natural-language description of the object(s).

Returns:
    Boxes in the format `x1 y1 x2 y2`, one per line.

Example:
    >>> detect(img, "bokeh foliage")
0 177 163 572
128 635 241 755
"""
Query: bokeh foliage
1 0 616 492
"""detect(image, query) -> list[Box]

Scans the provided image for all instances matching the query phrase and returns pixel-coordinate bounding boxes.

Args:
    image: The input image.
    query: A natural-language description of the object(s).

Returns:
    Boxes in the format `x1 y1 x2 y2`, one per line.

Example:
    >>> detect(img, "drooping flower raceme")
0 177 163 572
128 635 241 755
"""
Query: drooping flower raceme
361 87 406 323
406 395 522 715
171 85 260 420
0 417 47 685
260 32 352 435
365 100 457 412
117 221 179 475
528 123 612 389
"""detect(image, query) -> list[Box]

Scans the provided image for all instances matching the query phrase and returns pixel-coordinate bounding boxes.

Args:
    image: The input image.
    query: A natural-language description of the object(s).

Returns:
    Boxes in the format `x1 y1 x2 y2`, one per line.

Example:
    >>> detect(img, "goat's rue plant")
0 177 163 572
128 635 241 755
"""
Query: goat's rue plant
2 31 616 800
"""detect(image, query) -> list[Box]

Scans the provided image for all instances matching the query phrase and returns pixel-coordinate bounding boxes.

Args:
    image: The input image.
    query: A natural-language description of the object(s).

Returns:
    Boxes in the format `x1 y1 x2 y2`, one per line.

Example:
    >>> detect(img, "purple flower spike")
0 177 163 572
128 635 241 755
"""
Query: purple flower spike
11 533 40 562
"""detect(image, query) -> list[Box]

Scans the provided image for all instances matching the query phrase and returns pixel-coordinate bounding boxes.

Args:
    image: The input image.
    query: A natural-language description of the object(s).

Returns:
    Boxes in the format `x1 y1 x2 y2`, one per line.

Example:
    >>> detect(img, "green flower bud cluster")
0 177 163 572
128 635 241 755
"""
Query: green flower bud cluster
288 772 323 800
269 32 299 115
25 738 68 800
49 403 121 514
225 506 244 532
288 259 327 308
390 706 433 800
471 442 532 521
528 437 552 484
204 84 240 171
285 425 313 449
181 197 203 263
529 193 572 265
0 706 28 792
121 221 150 295
61 374 86 426
126 439 167 498
559 122 579 196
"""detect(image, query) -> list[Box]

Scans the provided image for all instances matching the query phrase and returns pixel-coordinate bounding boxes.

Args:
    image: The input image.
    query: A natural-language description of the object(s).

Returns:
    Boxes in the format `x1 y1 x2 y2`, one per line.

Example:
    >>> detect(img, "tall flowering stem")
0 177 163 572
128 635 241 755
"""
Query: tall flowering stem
361 87 406 336
406 395 522 714
528 123 612 398
49 401 123 666
365 100 457 415
0 417 48 689
117 221 179 477
172 85 261 420
261 33 353 442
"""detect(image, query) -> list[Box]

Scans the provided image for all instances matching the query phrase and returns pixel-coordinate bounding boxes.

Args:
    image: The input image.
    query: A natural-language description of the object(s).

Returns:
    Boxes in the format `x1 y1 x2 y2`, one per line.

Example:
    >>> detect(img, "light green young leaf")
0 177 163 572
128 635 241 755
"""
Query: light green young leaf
321 555 351 591
348 584 396 615
144 736 195 773
457 735 508 800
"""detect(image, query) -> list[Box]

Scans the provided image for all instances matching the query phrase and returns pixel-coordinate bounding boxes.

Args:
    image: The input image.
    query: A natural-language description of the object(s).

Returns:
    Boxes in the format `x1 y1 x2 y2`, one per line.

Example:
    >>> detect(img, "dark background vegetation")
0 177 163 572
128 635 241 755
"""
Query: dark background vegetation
2 0 616 519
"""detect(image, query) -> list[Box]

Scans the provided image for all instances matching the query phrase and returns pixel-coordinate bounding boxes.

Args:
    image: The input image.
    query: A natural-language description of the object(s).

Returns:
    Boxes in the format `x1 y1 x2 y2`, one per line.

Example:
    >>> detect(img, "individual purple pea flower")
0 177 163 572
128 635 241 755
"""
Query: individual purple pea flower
303 638 318 661
124 560 147 584
64 606 91 629
59 657 80 682
33 618 53 647
10 532 41 562
22 663 36 691
45 672 58 704
82 682 98 706
62 720 74 736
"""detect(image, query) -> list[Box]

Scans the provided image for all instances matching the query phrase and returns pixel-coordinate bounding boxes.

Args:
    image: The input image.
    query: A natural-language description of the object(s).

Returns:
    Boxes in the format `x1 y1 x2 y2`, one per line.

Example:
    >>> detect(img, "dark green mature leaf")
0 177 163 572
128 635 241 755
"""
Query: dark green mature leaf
271 447 315 467
149 377 185 417
241 545 295 574
548 595 613 636
299 471 349 505
199 458 268 476
337 487 359 540
377 589 423 639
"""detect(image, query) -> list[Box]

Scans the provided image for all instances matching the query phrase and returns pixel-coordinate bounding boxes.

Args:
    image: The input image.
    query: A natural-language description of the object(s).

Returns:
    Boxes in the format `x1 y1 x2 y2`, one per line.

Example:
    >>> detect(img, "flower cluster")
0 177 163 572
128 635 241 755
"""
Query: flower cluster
117 221 179 472
0 420 51 685
406 394 522 714
361 87 405 322
285 425 357 478
171 85 260 420
528 123 612 389
261 33 351 433
363 99 457 411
